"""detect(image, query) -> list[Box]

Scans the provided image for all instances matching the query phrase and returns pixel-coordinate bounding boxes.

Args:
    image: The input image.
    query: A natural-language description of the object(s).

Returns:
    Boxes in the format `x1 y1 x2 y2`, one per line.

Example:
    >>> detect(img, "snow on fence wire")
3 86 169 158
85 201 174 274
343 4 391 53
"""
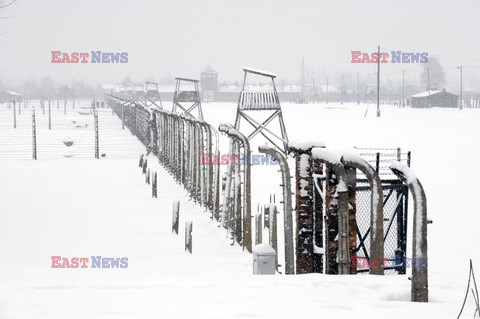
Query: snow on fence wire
353 146 411 177
0 99 143 159
106 93 221 223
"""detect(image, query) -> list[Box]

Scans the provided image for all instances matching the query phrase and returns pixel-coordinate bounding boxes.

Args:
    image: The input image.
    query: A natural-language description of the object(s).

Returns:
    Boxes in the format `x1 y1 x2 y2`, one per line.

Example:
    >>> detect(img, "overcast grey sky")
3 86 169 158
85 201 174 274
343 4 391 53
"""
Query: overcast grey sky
0 0 479 88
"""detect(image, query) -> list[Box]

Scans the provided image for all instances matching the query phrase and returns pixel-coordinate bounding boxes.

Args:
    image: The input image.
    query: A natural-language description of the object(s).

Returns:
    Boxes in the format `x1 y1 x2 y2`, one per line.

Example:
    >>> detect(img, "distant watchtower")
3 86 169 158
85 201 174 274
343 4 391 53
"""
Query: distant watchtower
234 68 289 154
145 82 163 109
200 64 218 102
172 77 203 120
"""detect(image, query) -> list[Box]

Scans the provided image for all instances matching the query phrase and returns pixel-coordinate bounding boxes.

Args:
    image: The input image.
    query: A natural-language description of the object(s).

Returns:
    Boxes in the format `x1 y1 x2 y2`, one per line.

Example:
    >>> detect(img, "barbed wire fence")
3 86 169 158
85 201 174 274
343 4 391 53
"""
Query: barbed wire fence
0 99 145 159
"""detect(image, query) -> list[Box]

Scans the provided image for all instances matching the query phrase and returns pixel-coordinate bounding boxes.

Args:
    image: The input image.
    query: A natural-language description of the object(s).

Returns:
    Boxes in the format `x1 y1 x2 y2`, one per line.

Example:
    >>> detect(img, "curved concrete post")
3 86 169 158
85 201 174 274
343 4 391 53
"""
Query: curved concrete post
390 162 428 302
258 144 295 275
311 148 351 275
208 124 221 221
341 153 384 275
219 123 252 253
218 123 235 231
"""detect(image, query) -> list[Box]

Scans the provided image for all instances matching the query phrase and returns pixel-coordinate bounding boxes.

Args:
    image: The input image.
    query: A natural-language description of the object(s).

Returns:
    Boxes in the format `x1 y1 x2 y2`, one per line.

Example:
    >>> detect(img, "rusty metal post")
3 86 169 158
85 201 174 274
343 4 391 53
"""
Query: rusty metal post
390 162 428 302
311 148 350 275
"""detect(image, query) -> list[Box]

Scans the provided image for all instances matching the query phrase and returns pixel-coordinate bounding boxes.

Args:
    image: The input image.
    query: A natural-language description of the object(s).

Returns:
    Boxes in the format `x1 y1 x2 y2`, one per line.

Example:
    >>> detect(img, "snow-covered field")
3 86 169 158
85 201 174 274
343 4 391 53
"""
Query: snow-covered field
1 101 479 318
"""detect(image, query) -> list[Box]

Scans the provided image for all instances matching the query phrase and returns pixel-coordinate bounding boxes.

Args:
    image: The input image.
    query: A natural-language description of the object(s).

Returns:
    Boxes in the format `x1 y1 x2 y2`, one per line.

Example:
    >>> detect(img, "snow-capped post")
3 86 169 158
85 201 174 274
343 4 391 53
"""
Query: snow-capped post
146 168 151 185
172 201 180 234
389 162 428 303
288 144 315 274
255 213 262 245
258 144 295 275
32 109 37 160
152 172 157 198
13 100 17 129
341 153 384 275
139 154 144 168
311 147 351 275
185 221 193 253
288 141 327 274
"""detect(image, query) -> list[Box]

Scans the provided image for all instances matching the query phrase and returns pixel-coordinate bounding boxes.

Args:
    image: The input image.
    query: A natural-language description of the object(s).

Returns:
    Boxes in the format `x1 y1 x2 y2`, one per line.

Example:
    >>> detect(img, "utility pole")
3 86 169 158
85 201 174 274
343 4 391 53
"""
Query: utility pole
402 70 405 107
326 75 329 104
457 66 463 110
376 45 381 117
301 56 306 101
357 72 360 105
341 74 344 105
427 66 431 95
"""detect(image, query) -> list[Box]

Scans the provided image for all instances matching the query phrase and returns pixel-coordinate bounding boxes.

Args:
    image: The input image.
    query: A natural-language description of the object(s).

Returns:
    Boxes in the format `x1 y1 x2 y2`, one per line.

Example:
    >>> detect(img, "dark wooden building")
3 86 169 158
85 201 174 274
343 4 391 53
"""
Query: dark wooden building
411 89 458 108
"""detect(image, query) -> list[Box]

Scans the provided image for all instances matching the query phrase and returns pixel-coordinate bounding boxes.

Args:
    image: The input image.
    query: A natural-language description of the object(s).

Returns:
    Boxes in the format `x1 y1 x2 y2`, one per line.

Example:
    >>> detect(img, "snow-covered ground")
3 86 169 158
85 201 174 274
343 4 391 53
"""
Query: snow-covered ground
1 101 479 318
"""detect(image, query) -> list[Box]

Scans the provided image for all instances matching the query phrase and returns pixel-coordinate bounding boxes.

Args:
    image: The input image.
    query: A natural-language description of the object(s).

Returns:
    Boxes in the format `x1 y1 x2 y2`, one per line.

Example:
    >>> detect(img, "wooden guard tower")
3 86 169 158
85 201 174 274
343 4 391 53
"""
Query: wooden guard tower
145 81 163 109
234 68 289 154
172 77 203 120
134 84 145 104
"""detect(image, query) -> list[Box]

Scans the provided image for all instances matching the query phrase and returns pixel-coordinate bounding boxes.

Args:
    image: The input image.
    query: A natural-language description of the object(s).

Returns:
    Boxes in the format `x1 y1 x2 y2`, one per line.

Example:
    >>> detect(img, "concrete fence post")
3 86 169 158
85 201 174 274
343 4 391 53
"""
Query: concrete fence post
172 200 180 234
390 162 429 302
185 221 193 253
258 144 295 275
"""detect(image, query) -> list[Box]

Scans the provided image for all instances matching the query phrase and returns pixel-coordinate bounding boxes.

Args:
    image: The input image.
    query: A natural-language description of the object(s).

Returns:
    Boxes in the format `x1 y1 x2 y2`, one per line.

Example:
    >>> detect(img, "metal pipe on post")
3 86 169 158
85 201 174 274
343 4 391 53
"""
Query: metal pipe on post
341 153 384 275
258 144 295 275
390 162 429 302
311 148 350 275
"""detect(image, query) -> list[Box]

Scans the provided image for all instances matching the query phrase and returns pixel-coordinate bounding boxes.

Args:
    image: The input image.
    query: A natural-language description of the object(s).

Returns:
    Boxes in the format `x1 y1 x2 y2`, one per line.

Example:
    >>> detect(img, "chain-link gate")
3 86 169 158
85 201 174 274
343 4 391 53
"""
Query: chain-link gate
355 178 408 274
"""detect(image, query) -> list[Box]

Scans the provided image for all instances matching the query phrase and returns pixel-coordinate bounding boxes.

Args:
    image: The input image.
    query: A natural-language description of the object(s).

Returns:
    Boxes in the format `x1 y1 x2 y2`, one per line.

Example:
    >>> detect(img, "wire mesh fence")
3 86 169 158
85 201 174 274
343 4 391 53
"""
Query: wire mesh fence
355 178 408 274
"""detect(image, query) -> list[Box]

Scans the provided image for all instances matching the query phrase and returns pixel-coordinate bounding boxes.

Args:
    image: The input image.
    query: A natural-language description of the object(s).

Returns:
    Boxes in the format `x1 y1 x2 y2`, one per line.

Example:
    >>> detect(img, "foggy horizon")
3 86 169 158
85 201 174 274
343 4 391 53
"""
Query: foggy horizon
1 0 480 90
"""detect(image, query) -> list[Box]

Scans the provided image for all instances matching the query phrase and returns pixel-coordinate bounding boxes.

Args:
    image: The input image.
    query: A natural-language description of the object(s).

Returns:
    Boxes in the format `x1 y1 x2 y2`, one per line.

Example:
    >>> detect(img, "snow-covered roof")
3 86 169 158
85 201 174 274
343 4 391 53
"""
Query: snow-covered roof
5 91 22 96
320 85 336 92
411 90 441 98
253 243 276 255
244 68 277 78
